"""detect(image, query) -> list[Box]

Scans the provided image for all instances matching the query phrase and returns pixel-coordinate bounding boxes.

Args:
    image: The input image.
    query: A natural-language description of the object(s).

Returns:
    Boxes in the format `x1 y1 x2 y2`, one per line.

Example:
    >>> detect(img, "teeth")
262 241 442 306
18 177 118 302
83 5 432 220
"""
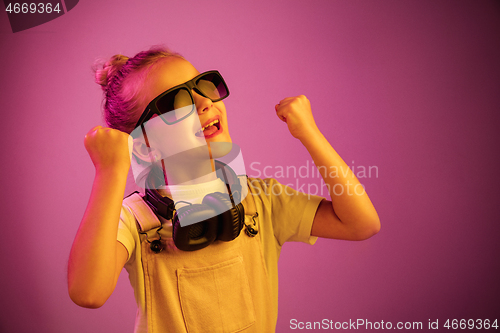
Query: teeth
202 119 219 131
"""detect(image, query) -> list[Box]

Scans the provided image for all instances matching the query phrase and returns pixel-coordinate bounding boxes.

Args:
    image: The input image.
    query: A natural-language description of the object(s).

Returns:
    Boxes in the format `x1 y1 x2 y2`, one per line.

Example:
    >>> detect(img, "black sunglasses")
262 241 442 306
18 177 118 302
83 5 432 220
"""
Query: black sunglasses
135 70 229 128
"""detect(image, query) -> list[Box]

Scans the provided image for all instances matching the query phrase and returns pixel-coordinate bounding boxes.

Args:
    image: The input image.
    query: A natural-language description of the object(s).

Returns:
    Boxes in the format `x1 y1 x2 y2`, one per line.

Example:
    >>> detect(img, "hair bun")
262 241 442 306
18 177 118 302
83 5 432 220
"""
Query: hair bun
94 54 129 91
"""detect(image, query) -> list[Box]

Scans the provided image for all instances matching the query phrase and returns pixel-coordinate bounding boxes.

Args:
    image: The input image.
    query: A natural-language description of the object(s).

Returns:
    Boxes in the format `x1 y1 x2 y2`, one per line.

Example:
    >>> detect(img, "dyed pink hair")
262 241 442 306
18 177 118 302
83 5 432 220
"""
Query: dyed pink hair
94 46 183 133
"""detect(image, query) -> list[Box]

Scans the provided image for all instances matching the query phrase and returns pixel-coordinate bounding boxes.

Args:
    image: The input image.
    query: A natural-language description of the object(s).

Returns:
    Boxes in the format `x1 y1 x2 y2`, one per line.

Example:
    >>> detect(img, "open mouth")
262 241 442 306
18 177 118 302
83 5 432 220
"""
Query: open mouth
195 119 222 138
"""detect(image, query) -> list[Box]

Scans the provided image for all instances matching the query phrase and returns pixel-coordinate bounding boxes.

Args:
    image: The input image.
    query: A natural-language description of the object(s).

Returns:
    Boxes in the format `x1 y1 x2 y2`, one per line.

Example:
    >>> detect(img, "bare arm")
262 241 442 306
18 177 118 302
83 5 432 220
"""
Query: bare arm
68 126 131 308
275 96 380 240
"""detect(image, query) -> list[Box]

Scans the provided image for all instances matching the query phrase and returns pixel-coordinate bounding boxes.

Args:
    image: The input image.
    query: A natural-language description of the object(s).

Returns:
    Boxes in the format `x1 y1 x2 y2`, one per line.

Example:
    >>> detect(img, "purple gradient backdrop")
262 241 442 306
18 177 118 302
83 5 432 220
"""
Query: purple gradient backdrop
1 0 499 332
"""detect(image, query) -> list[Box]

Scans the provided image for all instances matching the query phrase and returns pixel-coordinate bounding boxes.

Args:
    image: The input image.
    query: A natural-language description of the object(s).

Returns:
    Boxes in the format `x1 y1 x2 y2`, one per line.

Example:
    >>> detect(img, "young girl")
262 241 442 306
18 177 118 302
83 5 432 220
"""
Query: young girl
68 46 380 333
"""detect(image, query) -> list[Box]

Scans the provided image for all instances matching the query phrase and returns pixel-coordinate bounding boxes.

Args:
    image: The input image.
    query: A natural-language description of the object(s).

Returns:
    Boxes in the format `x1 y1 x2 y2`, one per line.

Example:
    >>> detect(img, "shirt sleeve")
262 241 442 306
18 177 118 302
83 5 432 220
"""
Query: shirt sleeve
249 178 325 246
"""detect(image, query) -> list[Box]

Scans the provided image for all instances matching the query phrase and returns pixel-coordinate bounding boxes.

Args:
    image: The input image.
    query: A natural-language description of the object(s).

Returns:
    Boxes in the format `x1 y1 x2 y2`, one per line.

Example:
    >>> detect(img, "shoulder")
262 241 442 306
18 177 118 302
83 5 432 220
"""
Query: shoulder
120 192 143 227
245 177 282 195
246 177 323 202
120 196 137 230
243 177 324 216
122 192 162 231
244 177 323 245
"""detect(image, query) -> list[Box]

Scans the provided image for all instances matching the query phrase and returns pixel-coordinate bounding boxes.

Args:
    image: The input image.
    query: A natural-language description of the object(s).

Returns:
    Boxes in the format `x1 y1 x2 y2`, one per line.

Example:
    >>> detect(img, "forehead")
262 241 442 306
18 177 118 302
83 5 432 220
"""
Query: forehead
143 58 200 102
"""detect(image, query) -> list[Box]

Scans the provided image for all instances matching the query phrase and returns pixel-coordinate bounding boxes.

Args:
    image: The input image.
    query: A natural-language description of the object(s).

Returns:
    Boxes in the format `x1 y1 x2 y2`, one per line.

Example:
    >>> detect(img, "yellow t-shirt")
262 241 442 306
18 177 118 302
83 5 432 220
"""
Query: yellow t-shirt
118 177 324 333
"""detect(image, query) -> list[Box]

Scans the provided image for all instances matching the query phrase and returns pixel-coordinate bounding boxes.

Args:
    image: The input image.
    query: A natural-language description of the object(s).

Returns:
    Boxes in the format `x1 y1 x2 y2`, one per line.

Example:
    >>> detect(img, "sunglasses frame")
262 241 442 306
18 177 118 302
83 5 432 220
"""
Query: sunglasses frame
134 70 230 129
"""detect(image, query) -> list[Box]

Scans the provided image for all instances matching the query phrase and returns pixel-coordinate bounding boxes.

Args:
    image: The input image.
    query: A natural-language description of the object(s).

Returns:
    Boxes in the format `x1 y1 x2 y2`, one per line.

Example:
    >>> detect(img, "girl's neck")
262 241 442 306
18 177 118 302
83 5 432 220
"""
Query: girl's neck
161 157 217 185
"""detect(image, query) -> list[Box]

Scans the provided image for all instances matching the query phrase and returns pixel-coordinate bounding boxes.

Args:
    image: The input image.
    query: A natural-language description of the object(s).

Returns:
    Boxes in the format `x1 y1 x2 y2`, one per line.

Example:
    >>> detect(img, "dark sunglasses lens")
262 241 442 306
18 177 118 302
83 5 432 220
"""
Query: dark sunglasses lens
196 73 228 101
156 88 194 124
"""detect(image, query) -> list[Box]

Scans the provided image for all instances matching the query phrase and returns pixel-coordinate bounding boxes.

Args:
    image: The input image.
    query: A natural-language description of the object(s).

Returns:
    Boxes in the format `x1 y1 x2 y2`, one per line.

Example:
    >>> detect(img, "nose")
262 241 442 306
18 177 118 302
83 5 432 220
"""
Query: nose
192 91 213 115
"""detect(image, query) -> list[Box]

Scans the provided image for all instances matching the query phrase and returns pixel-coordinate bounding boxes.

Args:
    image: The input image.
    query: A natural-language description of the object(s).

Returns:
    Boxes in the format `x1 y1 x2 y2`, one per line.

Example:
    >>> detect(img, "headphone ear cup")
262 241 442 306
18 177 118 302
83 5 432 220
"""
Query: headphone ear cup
172 204 218 251
203 192 245 242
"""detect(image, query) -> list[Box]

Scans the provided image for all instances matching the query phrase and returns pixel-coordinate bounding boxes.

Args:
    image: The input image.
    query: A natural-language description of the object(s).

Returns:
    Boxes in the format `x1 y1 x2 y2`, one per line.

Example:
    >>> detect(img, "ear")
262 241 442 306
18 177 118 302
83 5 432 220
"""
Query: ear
132 137 161 164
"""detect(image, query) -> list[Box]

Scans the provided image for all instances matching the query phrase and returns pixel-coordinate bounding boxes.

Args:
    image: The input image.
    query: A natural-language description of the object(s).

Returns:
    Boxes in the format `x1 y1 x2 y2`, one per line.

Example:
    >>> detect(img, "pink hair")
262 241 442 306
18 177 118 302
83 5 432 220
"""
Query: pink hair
94 46 183 133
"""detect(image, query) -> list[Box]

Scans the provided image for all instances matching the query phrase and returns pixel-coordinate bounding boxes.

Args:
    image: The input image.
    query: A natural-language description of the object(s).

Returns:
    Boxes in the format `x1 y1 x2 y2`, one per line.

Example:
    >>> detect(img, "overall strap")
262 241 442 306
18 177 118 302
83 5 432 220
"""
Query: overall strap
123 192 162 233
243 186 257 216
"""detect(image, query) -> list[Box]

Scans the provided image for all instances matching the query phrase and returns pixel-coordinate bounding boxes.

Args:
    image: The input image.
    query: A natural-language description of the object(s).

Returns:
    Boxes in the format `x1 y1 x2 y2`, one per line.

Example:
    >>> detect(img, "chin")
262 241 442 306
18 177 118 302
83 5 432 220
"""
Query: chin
210 134 232 143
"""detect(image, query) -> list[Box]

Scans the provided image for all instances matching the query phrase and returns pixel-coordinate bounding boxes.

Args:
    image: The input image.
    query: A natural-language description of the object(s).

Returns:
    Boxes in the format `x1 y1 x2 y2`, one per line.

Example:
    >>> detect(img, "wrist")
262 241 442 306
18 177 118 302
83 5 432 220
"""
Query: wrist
95 164 129 181
298 127 325 147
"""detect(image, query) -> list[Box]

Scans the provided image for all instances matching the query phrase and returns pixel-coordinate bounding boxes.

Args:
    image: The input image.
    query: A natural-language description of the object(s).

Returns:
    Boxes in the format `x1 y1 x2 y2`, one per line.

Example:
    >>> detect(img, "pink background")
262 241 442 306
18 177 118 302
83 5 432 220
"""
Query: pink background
1 0 499 331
